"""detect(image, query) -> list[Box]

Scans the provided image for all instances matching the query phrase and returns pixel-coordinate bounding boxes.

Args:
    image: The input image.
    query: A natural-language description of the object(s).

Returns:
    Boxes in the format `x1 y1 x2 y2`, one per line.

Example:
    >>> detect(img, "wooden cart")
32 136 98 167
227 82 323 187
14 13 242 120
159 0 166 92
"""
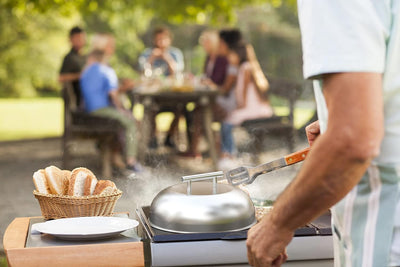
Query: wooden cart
3 215 144 267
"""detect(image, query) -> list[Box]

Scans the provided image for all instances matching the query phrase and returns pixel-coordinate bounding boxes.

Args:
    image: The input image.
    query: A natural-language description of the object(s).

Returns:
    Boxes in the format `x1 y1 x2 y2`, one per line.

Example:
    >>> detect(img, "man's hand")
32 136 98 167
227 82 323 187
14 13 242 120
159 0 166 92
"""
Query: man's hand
151 48 164 58
247 213 292 267
58 72 81 83
202 78 217 90
305 120 320 146
149 48 177 75
119 78 135 92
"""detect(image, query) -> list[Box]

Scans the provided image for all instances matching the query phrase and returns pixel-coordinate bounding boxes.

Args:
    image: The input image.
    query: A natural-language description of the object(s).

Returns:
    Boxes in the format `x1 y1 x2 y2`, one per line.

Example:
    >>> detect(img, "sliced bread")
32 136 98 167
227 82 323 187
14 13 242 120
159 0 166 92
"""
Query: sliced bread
33 169 51 194
61 170 72 195
45 165 66 195
93 180 117 196
68 167 97 196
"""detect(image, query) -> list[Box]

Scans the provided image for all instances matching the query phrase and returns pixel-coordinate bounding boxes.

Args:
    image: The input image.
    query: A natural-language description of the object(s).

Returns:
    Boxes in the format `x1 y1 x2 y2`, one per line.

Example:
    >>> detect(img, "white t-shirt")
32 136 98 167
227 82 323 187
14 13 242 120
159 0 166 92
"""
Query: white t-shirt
298 0 400 164
298 1 400 266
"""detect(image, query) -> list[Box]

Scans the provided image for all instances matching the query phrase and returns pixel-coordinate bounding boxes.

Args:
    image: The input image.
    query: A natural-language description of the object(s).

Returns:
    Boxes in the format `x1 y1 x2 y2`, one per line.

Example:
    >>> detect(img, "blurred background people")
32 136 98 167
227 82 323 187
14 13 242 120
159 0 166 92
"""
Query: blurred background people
59 26 87 107
80 34 141 173
211 29 243 167
183 29 243 161
219 43 273 169
200 30 228 86
90 33 119 60
138 26 184 76
138 26 185 149
182 29 229 158
225 44 272 125
210 29 243 120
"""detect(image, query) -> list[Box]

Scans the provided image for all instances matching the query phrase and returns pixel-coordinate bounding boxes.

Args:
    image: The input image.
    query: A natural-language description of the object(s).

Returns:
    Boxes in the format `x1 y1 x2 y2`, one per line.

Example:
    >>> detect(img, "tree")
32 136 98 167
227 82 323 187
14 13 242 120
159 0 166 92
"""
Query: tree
0 0 297 97
0 6 77 97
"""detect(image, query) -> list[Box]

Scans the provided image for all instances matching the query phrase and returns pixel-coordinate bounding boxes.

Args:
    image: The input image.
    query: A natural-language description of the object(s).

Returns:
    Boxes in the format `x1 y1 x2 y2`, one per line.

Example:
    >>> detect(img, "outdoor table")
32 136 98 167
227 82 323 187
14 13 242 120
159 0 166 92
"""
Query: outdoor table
129 87 219 170
3 213 144 267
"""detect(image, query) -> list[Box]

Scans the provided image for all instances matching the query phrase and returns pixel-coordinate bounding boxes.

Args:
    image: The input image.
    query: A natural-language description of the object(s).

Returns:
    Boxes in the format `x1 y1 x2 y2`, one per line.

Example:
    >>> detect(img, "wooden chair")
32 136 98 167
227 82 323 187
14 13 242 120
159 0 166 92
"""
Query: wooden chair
62 82 123 177
240 78 302 159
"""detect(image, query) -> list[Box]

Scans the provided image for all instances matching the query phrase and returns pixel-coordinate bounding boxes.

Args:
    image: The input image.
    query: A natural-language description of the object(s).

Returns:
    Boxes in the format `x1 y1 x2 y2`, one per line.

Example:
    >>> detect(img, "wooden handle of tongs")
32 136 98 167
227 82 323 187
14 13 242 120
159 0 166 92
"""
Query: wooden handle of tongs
284 147 311 165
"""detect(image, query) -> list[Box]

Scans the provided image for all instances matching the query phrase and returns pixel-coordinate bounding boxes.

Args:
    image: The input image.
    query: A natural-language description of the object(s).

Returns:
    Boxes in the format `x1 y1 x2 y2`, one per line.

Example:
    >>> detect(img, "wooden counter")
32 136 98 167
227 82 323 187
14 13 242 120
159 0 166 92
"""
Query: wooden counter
3 216 145 267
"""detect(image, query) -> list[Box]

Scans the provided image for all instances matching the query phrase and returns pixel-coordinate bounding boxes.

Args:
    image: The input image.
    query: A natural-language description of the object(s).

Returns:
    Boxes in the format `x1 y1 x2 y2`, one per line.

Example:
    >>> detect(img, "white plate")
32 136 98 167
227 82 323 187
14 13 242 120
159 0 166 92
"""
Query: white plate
33 217 139 240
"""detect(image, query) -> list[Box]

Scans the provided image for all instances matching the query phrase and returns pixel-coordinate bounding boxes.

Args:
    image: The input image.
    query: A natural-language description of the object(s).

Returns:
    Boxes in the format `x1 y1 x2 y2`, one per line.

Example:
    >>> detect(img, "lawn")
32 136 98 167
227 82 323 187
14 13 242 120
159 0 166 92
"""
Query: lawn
0 256 6 267
0 98 64 141
0 98 314 141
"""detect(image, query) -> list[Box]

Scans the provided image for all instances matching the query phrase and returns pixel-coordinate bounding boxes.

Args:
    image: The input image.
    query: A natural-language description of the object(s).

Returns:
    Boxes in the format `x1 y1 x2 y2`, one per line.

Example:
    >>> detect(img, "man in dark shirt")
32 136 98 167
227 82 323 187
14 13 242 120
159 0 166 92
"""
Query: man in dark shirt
59 26 87 107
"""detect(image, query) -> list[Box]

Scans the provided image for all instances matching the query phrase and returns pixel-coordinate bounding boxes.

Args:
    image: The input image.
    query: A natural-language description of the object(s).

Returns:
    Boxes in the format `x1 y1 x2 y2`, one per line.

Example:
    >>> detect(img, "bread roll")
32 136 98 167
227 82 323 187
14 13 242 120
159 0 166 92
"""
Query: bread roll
33 169 51 194
68 167 97 196
93 180 117 196
61 170 71 195
83 174 98 196
45 165 67 195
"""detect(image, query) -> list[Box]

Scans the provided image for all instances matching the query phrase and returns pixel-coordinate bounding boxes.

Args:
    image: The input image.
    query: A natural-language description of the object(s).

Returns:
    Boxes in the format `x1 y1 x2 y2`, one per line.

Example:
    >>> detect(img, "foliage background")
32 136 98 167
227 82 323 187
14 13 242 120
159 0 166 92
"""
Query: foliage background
0 0 302 98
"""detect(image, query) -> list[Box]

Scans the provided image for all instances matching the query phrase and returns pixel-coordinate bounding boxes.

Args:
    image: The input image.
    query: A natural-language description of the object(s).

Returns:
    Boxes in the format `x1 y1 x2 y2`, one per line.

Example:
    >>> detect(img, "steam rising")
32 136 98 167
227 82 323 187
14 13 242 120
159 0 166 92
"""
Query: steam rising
233 129 307 202
113 128 308 215
245 164 302 201
114 158 211 215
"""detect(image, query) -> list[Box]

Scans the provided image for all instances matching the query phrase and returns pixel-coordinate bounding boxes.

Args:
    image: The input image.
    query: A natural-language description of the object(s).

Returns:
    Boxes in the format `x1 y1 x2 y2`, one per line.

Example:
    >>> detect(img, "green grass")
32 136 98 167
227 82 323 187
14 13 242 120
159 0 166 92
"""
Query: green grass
274 106 314 129
0 98 63 141
0 256 7 267
0 98 314 141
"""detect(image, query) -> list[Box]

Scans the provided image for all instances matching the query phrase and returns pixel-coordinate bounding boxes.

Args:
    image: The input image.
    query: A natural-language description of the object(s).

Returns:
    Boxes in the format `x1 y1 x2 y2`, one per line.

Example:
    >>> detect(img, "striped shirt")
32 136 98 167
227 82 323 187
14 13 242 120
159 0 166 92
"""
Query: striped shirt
298 0 400 266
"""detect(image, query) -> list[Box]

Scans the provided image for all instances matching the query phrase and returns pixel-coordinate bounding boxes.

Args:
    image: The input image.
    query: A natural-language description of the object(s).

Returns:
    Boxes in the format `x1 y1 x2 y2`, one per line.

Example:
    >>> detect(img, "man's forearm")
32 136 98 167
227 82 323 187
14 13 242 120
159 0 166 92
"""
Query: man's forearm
59 73 81 82
270 72 384 232
109 90 124 110
270 131 371 232
220 75 236 95
163 54 177 75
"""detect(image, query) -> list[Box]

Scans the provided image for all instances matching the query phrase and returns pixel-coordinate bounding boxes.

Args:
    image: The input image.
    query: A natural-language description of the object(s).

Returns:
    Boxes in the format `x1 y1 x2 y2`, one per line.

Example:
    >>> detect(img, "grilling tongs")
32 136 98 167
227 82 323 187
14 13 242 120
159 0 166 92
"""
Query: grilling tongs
226 147 310 186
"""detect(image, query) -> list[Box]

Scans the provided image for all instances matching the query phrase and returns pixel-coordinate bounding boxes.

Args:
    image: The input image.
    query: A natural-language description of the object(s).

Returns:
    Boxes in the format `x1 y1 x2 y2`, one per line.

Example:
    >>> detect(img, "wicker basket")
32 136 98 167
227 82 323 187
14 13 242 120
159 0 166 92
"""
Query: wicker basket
33 190 122 219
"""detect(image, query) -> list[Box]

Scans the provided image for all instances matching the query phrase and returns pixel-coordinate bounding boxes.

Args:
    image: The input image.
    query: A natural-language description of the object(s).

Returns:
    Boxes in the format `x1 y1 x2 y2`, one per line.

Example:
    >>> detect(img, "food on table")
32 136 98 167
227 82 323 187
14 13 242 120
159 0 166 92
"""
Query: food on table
68 167 97 196
62 170 72 193
33 169 51 194
171 85 194 92
45 165 70 195
93 180 117 196
32 166 118 197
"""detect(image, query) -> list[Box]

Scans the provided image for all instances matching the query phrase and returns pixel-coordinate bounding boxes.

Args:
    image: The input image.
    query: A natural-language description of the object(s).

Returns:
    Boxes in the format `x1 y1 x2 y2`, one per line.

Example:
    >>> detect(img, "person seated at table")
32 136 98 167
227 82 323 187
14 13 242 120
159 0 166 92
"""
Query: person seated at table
211 29 243 119
58 26 87 108
138 26 184 149
80 34 142 173
201 30 229 86
182 30 229 158
183 29 241 160
219 42 273 169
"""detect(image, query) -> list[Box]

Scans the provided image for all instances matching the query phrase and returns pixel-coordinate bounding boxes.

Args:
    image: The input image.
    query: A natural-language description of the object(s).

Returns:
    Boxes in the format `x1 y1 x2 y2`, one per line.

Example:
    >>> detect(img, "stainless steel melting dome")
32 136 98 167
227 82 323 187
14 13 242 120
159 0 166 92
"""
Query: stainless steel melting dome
149 171 256 233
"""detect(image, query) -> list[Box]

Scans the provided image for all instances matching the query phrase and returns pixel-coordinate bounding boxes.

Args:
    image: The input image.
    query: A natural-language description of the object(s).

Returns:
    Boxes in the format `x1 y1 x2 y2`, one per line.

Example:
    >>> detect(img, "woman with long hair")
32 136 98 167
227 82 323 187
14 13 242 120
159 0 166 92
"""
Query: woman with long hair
225 43 273 124
182 29 241 159
219 42 273 169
